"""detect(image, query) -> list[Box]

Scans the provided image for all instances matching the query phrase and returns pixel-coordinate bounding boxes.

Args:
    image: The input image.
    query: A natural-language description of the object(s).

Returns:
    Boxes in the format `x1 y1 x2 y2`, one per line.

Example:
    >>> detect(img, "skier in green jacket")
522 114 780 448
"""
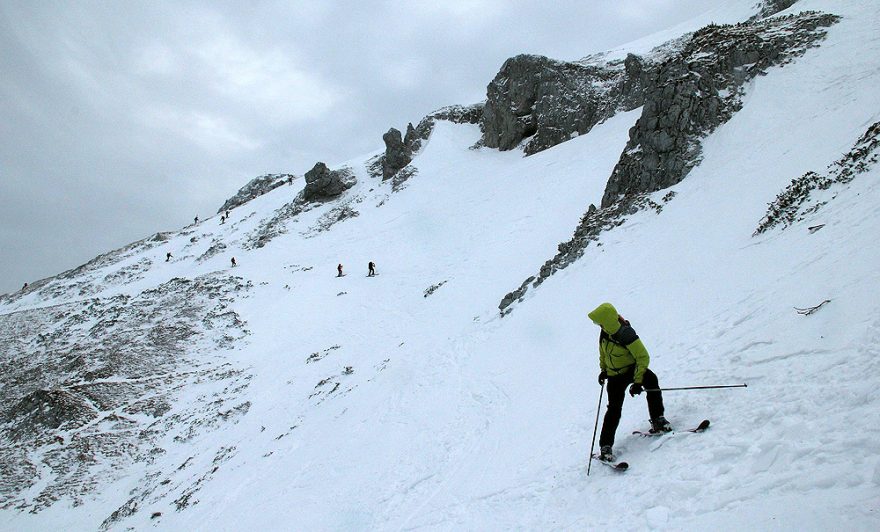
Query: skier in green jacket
588 302 671 461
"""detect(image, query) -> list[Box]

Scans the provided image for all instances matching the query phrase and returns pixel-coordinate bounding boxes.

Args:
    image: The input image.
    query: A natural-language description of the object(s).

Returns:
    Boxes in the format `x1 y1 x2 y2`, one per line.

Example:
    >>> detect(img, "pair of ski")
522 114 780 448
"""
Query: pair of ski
591 419 710 472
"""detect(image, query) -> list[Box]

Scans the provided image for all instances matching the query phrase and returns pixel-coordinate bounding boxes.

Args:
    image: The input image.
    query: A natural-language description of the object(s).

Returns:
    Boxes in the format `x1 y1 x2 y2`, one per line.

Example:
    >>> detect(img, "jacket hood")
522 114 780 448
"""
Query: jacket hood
588 302 621 334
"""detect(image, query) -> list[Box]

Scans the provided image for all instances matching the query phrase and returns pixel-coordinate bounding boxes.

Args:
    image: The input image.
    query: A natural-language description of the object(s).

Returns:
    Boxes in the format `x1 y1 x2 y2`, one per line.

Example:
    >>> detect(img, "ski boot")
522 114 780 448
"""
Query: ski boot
598 445 614 461
650 416 672 434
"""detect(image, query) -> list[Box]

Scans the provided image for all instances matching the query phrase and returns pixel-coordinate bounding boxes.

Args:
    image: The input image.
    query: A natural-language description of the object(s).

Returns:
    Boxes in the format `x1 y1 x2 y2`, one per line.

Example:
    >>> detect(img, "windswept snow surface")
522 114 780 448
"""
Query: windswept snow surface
3 1 880 530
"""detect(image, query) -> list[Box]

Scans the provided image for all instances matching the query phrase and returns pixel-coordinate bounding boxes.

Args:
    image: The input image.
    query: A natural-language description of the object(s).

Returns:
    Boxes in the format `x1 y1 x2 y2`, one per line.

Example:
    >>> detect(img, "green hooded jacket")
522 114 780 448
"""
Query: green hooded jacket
587 302 650 384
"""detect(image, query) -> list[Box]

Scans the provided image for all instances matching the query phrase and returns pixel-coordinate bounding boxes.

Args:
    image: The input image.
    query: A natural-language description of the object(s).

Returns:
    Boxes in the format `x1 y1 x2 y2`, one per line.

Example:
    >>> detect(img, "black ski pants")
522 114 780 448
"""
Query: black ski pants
599 367 664 448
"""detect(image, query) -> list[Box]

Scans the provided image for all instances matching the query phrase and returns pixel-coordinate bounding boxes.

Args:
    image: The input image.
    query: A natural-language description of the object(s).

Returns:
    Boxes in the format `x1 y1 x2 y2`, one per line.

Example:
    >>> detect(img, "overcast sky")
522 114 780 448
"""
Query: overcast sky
0 0 721 295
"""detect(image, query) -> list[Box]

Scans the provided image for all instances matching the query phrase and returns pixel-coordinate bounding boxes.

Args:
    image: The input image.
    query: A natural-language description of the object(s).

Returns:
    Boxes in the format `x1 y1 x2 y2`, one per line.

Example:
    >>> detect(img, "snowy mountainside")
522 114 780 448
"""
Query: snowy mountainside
2 0 880 530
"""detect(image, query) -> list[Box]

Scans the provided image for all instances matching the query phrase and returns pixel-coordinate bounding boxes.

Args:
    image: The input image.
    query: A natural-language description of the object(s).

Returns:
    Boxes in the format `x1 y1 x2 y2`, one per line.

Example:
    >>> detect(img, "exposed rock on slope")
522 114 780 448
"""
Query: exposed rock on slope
0 232 174 305
303 162 356 201
382 128 412 180
248 164 357 248
499 192 675 313
378 104 483 181
601 11 839 207
407 103 484 153
754 121 880 235
0 273 251 512
499 9 840 313
217 174 297 213
750 0 801 21
481 53 652 155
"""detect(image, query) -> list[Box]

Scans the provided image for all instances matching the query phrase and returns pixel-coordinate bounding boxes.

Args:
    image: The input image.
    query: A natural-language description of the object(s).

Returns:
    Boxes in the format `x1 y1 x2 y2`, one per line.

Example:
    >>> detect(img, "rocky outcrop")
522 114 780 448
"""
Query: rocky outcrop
3 389 97 441
499 9 840 315
601 11 840 207
217 174 296 213
498 192 675 314
754 121 880 235
303 163 356 201
248 164 357 248
481 53 651 155
0 273 251 511
406 103 484 155
382 128 412 180
377 104 484 181
389 166 418 192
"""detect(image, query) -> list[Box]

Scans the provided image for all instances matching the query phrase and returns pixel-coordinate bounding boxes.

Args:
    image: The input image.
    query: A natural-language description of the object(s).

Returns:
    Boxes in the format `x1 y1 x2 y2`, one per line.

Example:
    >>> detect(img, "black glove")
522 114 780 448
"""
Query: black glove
629 383 643 397
598 371 608 385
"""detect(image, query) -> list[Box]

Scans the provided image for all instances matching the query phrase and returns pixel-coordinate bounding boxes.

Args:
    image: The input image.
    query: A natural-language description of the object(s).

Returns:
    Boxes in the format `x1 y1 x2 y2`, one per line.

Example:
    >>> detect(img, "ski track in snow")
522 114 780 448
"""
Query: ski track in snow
2 0 880 530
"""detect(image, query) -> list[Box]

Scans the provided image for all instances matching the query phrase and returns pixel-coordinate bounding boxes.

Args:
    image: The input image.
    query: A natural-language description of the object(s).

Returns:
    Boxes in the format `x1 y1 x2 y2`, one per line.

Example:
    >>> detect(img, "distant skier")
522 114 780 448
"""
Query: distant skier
225 210 230 219
588 302 671 462
220 215 226 224
337 263 343 277
288 176 293 186
194 215 199 225
231 257 237 268
21 282 28 290
166 252 173 262
368 261 376 276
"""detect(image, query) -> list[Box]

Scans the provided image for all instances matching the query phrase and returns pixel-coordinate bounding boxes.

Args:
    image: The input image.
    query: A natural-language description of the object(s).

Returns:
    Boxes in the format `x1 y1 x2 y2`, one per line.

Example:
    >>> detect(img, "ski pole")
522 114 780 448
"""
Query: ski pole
587 382 604 477
643 383 748 392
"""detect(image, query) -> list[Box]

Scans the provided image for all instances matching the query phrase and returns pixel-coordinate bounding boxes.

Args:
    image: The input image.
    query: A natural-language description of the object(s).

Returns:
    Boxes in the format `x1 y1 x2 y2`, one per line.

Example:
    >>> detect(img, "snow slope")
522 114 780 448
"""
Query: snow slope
2 0 880 530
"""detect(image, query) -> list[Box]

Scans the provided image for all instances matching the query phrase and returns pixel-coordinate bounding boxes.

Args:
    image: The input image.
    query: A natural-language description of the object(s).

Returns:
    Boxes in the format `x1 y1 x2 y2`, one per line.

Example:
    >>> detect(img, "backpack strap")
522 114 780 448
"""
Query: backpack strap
608 320 639 346
599 315 639 346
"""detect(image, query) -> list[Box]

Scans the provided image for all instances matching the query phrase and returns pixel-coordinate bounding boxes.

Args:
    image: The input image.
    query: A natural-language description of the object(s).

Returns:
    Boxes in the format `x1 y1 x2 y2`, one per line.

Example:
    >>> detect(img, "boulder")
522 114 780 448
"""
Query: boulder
302 162 356 201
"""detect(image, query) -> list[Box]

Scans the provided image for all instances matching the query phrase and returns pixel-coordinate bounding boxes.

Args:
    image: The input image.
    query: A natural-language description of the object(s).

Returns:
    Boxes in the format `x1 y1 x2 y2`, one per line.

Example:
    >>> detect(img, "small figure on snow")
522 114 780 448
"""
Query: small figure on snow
288 176 293 186
166 252 173 262
231 257 237 268
589 302 671 462
368 261 376 276
225 210 230 219
220 215 226 224
194 215 199 225
22 282 28 290
337 263 343 277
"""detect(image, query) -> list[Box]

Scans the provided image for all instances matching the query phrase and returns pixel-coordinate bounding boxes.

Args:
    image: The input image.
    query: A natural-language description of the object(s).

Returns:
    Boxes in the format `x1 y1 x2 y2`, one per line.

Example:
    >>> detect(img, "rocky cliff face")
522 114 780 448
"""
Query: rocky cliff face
601 11 839 208
498 9 840 314
481 1 806 162
481 52 655 155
